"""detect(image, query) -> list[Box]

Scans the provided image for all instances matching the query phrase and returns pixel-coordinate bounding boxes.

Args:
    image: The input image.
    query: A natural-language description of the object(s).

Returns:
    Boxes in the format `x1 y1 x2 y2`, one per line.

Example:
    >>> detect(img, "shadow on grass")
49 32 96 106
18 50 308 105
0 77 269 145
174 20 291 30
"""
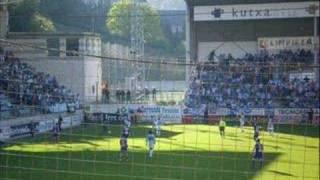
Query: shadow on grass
267 170 296 177
273 124 319 138
12 125 182 146
0 149 281 180
204 124 319 138
0 124 284 180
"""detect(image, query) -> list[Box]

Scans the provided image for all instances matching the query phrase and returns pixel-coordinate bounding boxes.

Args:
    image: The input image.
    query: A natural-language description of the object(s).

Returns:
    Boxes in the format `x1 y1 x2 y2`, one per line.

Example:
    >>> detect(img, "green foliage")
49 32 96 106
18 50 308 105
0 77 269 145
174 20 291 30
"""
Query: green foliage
168 100 176 105
155 100 176 106
39 0 88 27
106 0 164 44
156 100 168 106
29 13 56 32
9 0 55 32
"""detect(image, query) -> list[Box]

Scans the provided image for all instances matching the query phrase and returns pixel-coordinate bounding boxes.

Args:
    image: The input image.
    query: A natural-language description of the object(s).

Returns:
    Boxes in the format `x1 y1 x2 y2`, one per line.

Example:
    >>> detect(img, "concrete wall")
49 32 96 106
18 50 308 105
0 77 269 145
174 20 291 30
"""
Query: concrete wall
84 57 102 102
144 81 186 91
3 33 103 103
194 18 316 42
21 58 86 101
21 57 103 103
4 39 47 58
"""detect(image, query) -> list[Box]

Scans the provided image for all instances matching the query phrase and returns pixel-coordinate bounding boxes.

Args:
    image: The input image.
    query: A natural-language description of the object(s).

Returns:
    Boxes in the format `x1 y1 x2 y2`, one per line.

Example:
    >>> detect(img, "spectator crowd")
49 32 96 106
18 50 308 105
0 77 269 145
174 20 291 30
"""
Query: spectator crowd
185 50 319 112
0 50 80 119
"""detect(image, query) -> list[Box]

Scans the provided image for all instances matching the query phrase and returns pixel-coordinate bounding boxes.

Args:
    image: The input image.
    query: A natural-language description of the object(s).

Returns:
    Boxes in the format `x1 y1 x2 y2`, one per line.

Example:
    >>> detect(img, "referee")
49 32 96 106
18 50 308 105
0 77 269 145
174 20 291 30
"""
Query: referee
219 118 226 137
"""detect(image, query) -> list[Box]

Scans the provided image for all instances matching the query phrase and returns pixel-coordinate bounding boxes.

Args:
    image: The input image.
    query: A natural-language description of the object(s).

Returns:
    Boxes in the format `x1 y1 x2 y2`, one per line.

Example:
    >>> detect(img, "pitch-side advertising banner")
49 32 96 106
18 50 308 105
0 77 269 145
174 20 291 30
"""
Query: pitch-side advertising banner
0 112 83 141
89 104 182 123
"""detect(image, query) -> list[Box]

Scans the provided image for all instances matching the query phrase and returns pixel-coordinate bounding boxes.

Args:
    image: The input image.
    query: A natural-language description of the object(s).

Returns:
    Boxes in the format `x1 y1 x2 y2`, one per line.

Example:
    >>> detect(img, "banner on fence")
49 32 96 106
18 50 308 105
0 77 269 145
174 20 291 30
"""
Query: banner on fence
88 104 320 125
89 104 181 124
161 106 182 123
0 126 11 140
0 112 83 141
9 123 33 138
38 120 55 133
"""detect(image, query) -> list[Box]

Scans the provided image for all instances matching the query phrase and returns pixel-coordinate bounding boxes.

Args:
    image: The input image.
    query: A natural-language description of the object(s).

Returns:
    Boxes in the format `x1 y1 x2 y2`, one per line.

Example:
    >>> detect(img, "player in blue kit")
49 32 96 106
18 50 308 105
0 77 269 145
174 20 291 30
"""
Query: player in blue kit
52 123 60 143
146 130 156 158
252 139 264 169
119 134 128 161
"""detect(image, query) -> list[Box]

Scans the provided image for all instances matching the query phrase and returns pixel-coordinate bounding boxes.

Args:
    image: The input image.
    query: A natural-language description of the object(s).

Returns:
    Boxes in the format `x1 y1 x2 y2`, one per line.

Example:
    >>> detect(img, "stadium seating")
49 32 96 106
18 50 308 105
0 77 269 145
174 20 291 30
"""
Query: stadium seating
0 92 13 119
0 51 80 119
185 50 319 113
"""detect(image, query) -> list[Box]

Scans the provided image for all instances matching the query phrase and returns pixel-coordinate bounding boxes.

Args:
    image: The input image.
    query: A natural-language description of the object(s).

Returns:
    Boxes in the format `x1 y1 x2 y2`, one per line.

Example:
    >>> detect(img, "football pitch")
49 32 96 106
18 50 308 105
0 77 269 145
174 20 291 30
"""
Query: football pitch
0 124 319 180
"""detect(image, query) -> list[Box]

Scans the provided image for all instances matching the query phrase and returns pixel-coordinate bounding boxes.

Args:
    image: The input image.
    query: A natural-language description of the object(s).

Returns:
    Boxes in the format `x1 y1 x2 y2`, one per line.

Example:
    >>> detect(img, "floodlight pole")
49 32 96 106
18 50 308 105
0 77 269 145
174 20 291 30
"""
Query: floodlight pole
130 0 145 92
313 14 319 87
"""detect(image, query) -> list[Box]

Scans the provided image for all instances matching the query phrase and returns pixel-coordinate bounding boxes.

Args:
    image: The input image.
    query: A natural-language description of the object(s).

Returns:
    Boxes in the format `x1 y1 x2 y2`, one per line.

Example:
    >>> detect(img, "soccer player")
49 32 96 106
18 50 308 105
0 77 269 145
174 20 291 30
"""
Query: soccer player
252 118 260 140
219 118 226 137
239 113 245 132
124 115 131 129
52 123 60 143
153 115 161 136
58 115 63 131
253 124 260 141
119 134 128 161
267 116 275 135
252 117 258 132
123 126 130 138
308 108 313 124
252 139 264 169
146 130 156 158
28 121 36 138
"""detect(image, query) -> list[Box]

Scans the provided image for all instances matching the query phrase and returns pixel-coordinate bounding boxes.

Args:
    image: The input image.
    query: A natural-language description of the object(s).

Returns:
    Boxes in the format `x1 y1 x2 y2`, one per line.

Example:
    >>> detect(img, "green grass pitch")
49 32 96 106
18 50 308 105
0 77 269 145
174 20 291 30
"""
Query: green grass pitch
0 124 319 180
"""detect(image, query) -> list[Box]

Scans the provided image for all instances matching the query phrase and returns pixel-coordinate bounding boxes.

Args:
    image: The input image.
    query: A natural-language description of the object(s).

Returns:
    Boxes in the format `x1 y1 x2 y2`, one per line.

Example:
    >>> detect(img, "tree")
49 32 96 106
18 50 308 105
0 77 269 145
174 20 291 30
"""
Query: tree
9 0 55 32
106 0 164 44
29 13 56 32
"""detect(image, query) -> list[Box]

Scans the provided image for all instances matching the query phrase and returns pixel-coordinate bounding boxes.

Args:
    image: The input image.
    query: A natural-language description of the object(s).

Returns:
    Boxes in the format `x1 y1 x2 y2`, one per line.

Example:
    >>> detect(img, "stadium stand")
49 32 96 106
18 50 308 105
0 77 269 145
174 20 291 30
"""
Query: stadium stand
185 50 319 113
0 51 80 119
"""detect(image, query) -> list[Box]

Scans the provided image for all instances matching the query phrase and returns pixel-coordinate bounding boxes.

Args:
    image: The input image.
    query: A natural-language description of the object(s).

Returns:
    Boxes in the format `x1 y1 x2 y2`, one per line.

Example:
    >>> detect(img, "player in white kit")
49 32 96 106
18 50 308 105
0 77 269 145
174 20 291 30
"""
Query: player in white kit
267 116 275 135
239 113 245 132
153 115 161 136
124 115 131 128
146 130 156 158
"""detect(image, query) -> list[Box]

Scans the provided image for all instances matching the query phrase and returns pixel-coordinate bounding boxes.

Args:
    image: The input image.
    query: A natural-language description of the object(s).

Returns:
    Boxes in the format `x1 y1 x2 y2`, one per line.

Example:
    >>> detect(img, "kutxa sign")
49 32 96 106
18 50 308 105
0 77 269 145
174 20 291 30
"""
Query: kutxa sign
194 1 319 21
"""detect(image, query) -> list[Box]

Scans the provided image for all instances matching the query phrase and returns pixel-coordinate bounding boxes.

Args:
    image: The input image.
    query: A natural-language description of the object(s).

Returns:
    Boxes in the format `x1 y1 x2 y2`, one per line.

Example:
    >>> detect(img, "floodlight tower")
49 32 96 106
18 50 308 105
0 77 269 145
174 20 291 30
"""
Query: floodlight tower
130 0 146 91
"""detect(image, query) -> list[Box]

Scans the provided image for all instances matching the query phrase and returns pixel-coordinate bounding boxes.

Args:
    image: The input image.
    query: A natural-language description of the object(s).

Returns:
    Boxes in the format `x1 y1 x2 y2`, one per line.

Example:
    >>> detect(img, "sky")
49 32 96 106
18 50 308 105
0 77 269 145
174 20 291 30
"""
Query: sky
147 0 186 10
82 0 186 10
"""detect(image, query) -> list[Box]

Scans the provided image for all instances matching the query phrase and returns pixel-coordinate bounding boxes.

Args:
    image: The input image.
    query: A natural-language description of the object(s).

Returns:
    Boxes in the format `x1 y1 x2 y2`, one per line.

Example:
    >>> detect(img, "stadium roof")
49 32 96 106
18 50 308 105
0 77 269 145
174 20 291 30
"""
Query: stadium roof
184 0 316 6
7 32 101 39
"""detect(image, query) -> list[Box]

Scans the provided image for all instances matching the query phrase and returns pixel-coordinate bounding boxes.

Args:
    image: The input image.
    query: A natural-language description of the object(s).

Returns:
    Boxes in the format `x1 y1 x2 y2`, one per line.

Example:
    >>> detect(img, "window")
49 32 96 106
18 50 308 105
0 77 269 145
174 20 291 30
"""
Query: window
66 38 79 56
47 38 60 56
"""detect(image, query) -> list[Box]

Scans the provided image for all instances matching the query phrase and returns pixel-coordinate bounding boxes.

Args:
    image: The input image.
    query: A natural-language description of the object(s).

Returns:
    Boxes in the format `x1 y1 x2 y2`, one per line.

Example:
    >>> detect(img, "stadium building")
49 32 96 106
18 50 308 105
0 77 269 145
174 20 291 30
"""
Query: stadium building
183 0 319 120
1 1 102 103
184 0 319 78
